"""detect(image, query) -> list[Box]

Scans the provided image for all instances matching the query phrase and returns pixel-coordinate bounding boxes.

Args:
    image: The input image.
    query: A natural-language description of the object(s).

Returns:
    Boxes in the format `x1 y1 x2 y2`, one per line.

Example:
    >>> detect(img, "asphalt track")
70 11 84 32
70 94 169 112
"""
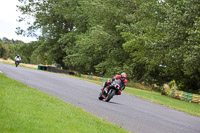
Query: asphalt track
1 63 200 133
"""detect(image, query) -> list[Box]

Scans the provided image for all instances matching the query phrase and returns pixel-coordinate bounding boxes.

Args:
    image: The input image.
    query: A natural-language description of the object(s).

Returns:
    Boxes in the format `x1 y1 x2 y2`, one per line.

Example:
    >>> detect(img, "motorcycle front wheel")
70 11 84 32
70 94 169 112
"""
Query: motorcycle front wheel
105 90 116 102
98 92 104 100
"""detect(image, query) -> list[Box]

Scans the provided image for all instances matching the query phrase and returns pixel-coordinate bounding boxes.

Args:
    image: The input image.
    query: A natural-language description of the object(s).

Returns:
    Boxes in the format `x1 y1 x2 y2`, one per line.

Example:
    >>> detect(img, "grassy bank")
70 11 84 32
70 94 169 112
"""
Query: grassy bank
0 73 129 133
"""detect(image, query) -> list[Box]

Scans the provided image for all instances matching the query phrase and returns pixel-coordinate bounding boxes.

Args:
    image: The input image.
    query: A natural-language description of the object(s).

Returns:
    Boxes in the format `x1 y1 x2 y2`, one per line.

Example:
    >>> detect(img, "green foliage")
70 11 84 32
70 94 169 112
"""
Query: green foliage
168 80 178 90
119 0 200 92
15 0 200 93
0 40 9 59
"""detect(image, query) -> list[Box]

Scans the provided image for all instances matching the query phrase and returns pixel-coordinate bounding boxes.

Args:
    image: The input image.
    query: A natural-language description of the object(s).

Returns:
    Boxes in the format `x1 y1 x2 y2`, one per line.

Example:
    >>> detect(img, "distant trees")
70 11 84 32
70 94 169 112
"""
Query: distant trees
0 39 9 59
0 37 38 64
14 0 200 93
9 42 38 64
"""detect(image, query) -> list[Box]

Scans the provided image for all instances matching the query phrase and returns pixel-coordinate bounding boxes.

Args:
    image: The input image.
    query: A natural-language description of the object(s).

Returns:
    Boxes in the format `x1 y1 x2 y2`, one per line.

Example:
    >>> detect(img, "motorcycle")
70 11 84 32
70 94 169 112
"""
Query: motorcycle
15 58 20 67
98 79 122 102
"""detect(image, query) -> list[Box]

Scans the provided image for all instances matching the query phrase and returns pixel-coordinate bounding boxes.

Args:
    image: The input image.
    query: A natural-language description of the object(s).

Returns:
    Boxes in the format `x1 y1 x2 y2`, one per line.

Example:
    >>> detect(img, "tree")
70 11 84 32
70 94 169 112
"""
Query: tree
120 0 200 92
16 0 200 93
0 39 9 59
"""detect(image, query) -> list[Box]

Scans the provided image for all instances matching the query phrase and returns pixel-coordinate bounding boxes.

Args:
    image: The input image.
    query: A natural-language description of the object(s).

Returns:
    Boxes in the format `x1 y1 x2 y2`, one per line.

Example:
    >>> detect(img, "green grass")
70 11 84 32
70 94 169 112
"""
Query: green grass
125 87 200 117
0 73 129 133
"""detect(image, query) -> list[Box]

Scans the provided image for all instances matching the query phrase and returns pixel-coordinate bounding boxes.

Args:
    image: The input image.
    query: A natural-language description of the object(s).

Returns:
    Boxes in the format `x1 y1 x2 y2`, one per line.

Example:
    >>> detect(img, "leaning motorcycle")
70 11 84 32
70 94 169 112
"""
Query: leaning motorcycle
15 58 20 67
98 79 122 102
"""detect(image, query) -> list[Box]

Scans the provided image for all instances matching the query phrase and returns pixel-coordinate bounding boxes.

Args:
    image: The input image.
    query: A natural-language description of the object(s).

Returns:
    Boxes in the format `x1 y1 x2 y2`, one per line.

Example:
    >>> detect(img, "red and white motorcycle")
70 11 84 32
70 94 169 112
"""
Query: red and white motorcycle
98 79 122 102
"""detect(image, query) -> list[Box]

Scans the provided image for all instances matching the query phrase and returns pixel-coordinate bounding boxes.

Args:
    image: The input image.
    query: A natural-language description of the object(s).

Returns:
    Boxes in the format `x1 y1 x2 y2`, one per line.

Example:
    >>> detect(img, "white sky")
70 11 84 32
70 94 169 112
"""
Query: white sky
0 0 37 43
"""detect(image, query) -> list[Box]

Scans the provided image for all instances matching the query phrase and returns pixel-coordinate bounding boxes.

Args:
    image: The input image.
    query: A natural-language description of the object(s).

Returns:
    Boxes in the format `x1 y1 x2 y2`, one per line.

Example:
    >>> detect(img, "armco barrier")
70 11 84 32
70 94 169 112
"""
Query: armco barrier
175 90 183 99
170 90 183 100
37 65 47 70
170 90 175 96
92 76 99 81
87 75 93 80
182 92 193 102
82 75 88 79
38 65 74 75
38 65 41 70
169 90 200 104
192 94 200 103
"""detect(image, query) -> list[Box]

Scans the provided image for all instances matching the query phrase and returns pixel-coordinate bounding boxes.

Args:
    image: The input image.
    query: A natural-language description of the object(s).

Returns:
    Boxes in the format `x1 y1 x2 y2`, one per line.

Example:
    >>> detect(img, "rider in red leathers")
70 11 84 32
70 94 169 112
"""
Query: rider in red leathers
102 72 127 95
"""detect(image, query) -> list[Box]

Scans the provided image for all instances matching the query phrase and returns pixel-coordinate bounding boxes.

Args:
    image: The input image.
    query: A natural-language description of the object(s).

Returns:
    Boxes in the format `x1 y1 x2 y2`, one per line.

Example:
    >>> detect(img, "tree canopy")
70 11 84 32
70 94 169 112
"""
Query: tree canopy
12 0 200 93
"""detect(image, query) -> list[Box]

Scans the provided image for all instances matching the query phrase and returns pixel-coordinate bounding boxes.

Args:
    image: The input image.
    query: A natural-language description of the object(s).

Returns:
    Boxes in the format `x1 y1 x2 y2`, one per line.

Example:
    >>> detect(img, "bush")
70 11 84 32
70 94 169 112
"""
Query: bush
152 86 162 92
161 84 171 96
127 80 152 91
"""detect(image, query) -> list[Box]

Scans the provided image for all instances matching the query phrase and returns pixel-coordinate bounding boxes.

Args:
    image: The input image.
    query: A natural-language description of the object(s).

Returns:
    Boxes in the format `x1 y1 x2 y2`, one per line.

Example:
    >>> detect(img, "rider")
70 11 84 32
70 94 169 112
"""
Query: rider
102 72 128 95
15 54 21 62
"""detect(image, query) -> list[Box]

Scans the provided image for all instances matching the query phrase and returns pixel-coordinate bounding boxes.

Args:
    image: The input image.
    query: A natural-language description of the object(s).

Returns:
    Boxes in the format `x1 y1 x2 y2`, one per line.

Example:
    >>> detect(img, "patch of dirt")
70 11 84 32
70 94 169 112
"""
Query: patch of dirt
0 58 38 69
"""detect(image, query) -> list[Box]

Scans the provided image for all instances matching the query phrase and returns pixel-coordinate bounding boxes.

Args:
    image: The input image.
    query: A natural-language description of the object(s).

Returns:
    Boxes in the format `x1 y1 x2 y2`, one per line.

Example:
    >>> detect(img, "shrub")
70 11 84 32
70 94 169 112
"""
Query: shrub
161 84 171 96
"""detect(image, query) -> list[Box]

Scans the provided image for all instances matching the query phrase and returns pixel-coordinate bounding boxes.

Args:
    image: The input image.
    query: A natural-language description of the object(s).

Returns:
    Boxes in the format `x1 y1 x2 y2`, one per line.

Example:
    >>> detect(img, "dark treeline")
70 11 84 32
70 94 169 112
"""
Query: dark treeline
4 0 200 93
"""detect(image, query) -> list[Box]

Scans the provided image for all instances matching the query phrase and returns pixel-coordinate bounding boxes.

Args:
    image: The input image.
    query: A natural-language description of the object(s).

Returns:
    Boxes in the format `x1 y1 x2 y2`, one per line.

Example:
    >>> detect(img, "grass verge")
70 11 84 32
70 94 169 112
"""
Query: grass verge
0 73 129 133
125 87 200 117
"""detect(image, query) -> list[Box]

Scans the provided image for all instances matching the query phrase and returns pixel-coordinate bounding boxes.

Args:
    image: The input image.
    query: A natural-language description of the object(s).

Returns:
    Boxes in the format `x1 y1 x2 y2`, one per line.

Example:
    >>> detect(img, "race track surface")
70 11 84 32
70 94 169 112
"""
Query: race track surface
1 63 200 133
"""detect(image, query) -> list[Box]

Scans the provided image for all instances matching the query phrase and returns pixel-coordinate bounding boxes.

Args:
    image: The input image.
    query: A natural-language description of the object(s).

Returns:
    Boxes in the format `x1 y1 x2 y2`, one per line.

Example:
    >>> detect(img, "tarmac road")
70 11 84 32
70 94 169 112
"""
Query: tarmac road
1 63 200 133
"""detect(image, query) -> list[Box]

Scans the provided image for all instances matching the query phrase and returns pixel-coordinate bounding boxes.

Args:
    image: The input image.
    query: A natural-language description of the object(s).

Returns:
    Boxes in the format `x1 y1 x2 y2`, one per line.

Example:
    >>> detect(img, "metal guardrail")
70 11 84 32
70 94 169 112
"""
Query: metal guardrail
38 65 75 75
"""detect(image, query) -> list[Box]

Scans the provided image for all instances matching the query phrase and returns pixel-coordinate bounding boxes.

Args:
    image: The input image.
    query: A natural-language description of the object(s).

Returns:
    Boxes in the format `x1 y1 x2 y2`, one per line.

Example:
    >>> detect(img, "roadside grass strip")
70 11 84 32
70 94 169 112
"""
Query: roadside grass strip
125 87 200 117
0 73 129 133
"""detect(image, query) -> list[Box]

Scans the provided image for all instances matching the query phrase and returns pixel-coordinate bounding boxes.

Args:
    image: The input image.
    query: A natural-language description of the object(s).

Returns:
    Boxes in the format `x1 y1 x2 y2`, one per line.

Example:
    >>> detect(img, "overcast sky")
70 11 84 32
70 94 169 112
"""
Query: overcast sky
0 0 37 43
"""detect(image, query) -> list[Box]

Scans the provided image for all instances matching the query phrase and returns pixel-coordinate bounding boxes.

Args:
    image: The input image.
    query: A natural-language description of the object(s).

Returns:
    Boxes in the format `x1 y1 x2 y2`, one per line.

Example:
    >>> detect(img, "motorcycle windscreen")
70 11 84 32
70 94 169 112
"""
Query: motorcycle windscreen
114 79 122 86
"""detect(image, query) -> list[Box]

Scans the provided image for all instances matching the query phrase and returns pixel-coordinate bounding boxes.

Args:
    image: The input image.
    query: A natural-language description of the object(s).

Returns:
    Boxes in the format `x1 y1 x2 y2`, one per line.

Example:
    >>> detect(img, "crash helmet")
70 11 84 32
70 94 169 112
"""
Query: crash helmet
121 72 127 80
17 54 20 57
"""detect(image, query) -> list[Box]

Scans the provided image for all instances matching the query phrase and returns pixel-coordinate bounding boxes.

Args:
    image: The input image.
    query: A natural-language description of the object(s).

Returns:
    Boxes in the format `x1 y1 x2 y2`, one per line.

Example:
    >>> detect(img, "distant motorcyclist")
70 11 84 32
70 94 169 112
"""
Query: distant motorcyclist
15 54 21 67
102 72 128 95
15 54 21 61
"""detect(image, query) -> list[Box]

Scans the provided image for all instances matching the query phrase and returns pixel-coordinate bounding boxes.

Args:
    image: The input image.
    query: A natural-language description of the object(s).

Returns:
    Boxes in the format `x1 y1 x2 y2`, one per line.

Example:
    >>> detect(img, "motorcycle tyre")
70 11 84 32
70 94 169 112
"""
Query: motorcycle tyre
105 90 116 102
15 62 19 67
98 92 104 100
